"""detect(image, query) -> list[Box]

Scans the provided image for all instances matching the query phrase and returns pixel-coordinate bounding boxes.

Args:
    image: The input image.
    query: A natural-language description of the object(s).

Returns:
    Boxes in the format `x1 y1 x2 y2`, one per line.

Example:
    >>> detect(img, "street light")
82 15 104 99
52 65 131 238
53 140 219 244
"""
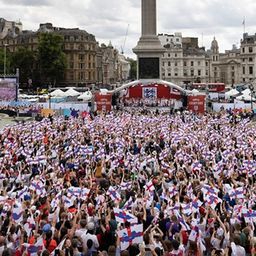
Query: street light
3 44 8 78
249 84 255 111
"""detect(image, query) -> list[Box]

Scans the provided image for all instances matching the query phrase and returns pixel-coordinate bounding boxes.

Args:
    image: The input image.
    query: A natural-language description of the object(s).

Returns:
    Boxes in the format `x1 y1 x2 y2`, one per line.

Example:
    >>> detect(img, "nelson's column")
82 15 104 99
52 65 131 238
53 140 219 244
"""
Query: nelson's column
133 0 165 80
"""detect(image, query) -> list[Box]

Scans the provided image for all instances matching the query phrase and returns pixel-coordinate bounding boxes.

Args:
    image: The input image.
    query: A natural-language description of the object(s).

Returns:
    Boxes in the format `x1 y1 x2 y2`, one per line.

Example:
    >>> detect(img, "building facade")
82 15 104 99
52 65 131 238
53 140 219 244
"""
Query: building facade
159 33 211 85
240 33 256 84
0 19 122 87
159 32 256 86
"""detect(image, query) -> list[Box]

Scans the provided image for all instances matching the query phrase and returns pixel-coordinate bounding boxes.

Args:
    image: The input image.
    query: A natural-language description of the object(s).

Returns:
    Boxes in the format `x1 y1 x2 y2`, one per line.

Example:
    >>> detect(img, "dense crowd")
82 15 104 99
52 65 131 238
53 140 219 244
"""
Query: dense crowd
0 109 255 256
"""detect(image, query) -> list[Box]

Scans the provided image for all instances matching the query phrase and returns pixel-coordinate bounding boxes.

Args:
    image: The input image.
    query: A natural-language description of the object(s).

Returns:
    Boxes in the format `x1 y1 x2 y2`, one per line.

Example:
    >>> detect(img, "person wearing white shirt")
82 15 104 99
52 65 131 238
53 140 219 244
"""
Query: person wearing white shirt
231 235 246 256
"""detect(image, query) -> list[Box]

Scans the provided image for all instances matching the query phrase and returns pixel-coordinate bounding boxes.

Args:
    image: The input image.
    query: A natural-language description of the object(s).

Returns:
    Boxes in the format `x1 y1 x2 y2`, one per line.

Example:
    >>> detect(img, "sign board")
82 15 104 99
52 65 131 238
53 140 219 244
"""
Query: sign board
188 95 206 114
142 87 157 99
95 93 112 112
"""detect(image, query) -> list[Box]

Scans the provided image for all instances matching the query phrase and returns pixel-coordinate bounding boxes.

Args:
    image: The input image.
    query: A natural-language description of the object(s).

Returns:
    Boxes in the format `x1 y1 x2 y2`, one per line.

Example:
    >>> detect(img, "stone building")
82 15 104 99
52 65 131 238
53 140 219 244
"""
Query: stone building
0 20 123 87
159 33 210 85
240 33 256 84
0 18 22 40
159 32 254 86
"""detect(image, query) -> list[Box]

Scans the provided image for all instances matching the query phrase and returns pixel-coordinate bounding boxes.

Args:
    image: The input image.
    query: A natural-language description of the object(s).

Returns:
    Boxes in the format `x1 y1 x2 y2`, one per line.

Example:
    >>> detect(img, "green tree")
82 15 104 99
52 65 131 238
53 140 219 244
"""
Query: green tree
9 47 36 87
128 58 137 80
0 48 11 76
38 32 67 86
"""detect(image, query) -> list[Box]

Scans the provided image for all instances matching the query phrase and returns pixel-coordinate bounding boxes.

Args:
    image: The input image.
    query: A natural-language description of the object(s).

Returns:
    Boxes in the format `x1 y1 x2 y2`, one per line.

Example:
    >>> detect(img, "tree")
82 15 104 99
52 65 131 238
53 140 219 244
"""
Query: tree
38 32 67 86
128 58 137 80
9 47 36 87
0 48 11 76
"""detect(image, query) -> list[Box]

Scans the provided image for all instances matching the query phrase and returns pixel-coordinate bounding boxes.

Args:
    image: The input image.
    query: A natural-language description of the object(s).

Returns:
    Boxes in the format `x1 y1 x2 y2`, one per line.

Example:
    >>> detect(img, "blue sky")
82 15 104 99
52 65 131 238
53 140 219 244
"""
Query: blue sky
0 0 255 58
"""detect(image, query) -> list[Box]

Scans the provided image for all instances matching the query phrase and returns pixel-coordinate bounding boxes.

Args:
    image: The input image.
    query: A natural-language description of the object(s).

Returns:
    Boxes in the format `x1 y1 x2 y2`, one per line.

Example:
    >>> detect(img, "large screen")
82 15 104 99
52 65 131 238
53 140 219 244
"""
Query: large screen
0 78 17 101
139 57 160 79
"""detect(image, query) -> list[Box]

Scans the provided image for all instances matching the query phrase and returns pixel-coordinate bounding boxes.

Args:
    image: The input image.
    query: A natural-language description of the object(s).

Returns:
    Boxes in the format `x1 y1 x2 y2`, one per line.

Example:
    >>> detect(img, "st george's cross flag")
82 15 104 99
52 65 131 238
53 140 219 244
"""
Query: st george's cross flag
144 180 155 192
228 187 245 199
117 224 143 251
113 208 138 224
23 237 45 256
107 186 121 202
12 204 23 224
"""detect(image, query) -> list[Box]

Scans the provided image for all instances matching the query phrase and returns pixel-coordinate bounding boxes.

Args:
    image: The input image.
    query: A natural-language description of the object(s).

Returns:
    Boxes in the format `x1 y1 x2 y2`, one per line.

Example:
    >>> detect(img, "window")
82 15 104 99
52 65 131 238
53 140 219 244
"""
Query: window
168 61 171 66
175 73 178 76
242 47 245 53
175 62 178 66
79 63 84 69
206 70 208 76
70 62 74 69
249 47 253 53
162 62 165 66
184 71 187 76
249 66 253 74
191 61 194 66
184 61 187 66
242 58 245 62
198 61 201 66
213 56 215 61
166 39 169 42
231 72 235 77
249 57 253 62
216 56 218 61
168 53 171 57
168 73 171 77
191 70 194 76
214 72 217 77
79 72 84 80
175 53 177 57
198 70 201 76
206 62 208 66
176 38 179 42
232 66 235 70
243 66 245 74
214 67 217 71
243 78 245 82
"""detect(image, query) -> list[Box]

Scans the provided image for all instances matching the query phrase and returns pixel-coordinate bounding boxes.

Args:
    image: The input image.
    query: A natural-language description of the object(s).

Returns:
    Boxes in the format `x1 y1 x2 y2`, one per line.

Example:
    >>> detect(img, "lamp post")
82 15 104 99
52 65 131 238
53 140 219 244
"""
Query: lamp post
3 44 8 78
249 84 255 111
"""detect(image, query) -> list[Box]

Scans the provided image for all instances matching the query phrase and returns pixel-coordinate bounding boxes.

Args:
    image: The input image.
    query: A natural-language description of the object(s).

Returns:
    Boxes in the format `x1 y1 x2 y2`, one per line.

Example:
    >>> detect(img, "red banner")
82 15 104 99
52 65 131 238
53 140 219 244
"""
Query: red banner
95 93 112 112
188 95 206 114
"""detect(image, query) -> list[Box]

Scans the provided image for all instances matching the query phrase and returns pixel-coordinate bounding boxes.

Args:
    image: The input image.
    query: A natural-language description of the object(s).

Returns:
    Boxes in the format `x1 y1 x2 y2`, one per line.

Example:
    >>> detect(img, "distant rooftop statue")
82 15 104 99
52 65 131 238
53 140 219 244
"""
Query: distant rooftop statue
211 36 219 53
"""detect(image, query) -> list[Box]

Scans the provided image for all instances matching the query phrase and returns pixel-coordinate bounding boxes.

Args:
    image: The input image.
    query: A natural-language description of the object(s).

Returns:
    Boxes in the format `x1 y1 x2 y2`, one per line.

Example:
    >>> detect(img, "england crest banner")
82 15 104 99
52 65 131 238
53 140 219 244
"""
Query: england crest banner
143 87 157 99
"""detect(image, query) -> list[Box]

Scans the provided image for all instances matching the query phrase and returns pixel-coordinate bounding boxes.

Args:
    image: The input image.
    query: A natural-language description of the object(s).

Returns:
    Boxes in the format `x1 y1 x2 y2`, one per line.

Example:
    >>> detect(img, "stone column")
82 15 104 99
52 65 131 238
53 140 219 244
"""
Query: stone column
142 0 156 36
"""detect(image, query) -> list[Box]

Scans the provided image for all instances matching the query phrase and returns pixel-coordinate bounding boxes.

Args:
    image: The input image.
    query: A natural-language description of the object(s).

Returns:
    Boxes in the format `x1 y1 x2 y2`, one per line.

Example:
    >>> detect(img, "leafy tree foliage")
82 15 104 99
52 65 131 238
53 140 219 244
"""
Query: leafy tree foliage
38 32 67 86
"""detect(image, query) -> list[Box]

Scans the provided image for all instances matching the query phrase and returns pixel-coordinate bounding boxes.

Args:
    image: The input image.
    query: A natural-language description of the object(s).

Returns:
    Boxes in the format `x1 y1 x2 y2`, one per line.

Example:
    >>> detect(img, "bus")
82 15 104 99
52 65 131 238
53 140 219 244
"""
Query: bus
187 83 225 93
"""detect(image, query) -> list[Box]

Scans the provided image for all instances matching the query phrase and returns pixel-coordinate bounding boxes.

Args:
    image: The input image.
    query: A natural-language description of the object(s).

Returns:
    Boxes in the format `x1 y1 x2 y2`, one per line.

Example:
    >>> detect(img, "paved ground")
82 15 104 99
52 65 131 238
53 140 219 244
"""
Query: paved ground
0 114 34 130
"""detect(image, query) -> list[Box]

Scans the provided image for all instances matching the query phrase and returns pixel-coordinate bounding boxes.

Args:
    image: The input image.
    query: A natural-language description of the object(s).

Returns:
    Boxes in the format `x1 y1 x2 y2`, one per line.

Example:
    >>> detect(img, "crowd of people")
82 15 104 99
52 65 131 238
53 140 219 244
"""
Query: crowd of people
0 109 255 256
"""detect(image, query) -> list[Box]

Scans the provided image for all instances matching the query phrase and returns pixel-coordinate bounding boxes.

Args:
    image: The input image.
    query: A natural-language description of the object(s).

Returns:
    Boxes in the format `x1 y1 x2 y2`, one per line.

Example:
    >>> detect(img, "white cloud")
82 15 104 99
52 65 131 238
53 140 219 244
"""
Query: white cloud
1 0 256 58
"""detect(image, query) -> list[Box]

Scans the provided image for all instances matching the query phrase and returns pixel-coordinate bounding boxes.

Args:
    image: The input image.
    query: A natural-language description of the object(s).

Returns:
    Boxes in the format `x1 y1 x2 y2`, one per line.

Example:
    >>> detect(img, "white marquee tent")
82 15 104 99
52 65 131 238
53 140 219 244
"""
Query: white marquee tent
64 88 80 97
50 89 66 97
77 91 92 101
225 88 240 98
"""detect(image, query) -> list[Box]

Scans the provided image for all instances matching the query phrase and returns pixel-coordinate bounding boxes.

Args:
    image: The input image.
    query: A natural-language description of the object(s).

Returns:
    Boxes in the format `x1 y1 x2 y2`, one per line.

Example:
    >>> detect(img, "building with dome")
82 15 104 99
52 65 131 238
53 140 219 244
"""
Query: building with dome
158 33 254 87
